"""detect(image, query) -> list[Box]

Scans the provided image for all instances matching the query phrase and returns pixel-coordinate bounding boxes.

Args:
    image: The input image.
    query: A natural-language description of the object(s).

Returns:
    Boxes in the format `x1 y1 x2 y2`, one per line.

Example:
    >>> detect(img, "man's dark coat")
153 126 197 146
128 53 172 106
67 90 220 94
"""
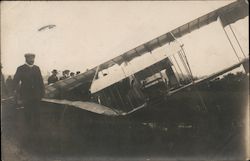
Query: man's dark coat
48 75 58 85
13 64 45 102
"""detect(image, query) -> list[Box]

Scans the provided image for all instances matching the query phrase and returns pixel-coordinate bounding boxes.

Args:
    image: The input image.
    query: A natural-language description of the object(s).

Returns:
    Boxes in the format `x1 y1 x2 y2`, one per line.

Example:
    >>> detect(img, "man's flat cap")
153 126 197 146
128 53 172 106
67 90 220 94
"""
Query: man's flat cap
52 69 58 73
24 53 35 58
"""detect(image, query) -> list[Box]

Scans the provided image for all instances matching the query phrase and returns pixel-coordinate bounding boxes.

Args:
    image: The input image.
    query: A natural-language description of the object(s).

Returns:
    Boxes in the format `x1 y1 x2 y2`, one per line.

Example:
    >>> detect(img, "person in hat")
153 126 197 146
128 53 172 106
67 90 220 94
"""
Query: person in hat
13 53 45 132
48 69 59 85
6 75 14 96
64 70 70 78
60 70 70 80
1 64 8 98
70 72 75 77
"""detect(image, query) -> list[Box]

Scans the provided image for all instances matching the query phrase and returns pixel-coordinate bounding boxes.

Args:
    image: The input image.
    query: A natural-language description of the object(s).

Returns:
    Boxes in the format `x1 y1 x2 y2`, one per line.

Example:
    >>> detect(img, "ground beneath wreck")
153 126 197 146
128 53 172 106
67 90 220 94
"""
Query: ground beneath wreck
1 73 249 161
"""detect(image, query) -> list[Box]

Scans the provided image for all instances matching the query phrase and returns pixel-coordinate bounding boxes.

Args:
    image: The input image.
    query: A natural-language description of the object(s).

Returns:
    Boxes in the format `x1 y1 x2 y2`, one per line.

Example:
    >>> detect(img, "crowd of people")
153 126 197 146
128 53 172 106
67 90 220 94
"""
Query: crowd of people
1 65 14 99
47 69 81 85
1 68 82 98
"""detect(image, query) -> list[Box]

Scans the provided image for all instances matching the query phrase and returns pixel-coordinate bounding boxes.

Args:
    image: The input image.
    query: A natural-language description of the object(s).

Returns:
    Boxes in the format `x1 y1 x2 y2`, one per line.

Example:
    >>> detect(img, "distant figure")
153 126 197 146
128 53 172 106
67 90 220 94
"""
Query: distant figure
165 59 179 88
128 75 145 106
64 70 70 78
6 75 14 95
60 70 70 80
60 71 66 80
76 71 80 75
13 53 45 131
1 64 8 98
70 72 75 77
48 69 58 85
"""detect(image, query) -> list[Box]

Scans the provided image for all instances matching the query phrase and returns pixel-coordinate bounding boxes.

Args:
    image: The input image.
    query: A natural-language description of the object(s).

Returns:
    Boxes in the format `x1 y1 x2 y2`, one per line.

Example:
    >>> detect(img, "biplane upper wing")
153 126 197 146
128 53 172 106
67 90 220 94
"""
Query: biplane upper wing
96 0 248 71
45 0 248 99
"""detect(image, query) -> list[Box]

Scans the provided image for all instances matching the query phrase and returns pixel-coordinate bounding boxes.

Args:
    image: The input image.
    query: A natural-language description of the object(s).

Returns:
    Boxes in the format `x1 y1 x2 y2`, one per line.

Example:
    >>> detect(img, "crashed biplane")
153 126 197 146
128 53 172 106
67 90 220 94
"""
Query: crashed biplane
43 0 249 116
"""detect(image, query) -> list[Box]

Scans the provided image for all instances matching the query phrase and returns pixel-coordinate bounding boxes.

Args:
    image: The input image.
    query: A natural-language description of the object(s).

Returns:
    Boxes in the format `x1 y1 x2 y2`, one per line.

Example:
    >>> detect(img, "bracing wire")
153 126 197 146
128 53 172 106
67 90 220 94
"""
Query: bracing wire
180 49 194 79
169 32 208 112
178 51 192 81
172 54 185 81
168 57 181 86
90 65 100 92
180 46 208 112
228 24 246 58
150 52 167 86
120 64 128 78
218 17 241 62
147 52 158 80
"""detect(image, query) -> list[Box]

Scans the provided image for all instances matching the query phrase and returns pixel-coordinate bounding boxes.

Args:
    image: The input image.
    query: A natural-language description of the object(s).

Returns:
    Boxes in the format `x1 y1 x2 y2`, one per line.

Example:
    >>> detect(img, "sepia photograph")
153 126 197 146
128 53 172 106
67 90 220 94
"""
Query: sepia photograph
1 0 249 160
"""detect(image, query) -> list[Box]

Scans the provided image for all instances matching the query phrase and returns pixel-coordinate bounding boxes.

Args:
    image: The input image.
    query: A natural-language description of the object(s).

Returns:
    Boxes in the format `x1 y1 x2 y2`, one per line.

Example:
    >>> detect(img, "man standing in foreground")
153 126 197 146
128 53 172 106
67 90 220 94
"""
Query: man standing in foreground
13 53 45 131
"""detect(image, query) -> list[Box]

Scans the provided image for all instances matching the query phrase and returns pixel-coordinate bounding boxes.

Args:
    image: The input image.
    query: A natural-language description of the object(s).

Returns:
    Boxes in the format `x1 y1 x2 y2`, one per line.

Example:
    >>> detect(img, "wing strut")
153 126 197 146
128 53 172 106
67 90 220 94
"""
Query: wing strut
171 32 208 112
228 24 246 58
219 17 241 62
90 65 100 92
168 56 182 86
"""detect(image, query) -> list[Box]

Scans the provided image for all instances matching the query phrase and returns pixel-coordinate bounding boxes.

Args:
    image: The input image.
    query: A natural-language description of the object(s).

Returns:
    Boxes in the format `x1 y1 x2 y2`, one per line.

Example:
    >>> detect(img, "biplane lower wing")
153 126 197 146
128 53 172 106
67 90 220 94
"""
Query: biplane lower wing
42 98 147 116
168 58 249 96
42 98 119 116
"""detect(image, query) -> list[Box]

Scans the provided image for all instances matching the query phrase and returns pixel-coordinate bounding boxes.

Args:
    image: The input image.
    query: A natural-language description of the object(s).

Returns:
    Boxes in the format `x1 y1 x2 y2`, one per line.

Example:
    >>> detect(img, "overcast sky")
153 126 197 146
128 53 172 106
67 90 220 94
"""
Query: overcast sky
1 1 248 77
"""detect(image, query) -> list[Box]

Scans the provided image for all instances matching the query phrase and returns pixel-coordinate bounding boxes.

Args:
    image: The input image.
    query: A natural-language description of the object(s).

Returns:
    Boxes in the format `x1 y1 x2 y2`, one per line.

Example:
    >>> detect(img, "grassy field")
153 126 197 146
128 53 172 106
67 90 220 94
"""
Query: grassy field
1 72 249 161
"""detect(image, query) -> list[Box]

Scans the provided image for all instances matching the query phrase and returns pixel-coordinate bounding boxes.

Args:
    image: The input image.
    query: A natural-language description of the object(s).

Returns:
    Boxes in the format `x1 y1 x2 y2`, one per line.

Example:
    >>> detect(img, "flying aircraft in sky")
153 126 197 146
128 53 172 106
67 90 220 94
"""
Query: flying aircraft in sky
38 24 56 32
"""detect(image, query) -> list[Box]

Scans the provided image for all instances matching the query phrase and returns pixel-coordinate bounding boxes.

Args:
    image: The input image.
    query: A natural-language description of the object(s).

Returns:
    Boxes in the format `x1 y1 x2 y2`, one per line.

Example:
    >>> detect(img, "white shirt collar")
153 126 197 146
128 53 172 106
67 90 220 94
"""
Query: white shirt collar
25 63 34 68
